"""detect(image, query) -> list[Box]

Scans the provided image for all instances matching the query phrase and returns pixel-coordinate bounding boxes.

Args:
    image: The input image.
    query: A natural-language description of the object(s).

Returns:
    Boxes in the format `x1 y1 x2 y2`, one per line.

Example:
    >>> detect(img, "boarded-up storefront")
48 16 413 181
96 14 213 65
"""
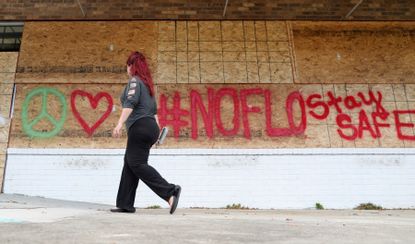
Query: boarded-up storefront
3 21 415 209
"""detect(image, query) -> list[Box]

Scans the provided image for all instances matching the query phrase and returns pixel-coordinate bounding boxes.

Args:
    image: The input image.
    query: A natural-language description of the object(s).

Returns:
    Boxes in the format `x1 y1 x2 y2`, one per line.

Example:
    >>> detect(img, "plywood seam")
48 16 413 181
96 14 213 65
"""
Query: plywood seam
186 21 191 83
403 84 415 147
175 21 178 84
220 21 226 84
197 21 202 84
264 21 272 83
287 21 297 84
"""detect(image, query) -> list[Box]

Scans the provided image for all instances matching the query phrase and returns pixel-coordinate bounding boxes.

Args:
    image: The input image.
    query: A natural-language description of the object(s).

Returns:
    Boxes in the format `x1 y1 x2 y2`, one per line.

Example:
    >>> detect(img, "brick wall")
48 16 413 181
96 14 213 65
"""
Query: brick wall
0 0 414 21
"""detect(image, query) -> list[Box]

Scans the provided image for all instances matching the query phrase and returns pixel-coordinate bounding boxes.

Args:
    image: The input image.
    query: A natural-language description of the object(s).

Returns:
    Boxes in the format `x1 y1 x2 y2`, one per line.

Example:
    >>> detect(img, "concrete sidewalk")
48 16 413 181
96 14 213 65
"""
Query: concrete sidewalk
0 194 414 244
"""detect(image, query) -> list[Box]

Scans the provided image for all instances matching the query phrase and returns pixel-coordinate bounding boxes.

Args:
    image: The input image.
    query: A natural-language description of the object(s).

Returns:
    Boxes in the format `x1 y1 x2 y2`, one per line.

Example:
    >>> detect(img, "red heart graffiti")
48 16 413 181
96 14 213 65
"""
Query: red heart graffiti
71 90 113 136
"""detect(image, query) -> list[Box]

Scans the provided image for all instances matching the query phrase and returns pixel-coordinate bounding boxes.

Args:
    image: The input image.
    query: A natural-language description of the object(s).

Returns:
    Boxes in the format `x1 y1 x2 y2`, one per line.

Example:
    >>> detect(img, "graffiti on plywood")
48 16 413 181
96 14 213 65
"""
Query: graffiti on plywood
70 90 113 137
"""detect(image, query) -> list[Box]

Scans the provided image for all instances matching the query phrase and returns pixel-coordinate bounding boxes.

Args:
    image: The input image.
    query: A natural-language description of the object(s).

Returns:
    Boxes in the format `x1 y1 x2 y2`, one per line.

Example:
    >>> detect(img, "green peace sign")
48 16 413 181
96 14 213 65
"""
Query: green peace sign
22 87 67 138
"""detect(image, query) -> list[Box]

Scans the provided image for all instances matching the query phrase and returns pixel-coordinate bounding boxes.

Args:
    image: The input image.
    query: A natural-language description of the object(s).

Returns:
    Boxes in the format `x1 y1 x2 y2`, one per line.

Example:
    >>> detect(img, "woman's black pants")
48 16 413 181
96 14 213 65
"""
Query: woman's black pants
116 117 175 211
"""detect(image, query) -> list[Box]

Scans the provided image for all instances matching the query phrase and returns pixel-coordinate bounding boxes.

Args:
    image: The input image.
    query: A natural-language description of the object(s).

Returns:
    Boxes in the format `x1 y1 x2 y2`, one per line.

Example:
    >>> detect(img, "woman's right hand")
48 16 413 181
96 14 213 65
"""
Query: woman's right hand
112 123 123 138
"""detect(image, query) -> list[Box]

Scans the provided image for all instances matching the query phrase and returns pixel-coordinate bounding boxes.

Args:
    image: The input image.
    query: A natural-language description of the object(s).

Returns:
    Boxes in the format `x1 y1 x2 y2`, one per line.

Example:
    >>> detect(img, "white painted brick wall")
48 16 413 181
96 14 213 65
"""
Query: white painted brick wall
3 148 415 209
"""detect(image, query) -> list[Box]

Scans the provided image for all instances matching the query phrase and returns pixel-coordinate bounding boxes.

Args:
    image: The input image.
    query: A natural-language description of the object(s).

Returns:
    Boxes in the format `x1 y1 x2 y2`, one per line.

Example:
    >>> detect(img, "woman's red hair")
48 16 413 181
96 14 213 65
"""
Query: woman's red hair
126 51 155 97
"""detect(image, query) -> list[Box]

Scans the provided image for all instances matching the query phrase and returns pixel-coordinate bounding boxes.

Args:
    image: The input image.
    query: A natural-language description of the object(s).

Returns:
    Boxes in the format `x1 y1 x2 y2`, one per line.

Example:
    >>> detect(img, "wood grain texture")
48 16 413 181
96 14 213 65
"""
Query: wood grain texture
8 21 415 149
17 21 293 85
17 21 158 84
156 21 293 84
7 83 415 148
0 52 17 185
9 84 126 148
0 52 19 72
292 21 415 84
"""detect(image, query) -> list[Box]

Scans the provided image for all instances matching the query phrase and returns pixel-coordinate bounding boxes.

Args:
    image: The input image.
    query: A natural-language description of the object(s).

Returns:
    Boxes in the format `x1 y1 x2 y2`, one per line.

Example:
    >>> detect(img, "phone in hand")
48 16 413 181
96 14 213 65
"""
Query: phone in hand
157 127 169 145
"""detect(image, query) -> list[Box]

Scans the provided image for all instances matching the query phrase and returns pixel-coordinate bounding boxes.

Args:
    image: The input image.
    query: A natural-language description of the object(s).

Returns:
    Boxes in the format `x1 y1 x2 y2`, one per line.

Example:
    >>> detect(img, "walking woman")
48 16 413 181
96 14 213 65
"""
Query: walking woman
111 51 181 214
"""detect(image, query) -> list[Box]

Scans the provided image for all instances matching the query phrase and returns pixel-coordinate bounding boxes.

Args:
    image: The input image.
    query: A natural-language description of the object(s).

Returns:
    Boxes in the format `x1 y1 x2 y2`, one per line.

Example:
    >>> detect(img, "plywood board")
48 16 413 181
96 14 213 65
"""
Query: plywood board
154 83 415 148
0 119 10 143
0 52 17 187
9 83 415 148
0 52 18 72
156 21 293 85
16 21 158 84
292 21 415 84
17 21 293 85
9 84 126 148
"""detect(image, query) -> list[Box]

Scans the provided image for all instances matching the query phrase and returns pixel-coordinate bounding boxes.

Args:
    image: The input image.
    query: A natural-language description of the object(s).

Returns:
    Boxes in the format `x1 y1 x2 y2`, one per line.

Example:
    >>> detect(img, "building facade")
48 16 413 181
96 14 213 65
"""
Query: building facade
1 1 415 209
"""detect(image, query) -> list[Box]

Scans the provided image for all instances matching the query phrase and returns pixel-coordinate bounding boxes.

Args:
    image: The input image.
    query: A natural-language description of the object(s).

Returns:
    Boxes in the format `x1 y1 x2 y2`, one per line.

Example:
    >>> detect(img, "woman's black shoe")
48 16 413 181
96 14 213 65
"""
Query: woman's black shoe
170 185 181 214
110 208 136 213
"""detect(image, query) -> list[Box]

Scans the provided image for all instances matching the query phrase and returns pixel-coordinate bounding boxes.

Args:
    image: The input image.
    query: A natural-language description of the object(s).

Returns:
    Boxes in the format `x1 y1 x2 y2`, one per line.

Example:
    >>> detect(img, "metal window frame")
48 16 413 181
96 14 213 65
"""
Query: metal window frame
0 22 24 52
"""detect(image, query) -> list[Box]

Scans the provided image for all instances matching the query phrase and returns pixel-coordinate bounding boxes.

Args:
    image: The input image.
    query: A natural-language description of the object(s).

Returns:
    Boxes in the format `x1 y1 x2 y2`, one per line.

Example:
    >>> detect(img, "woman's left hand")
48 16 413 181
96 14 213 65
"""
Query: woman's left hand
112 124 123 138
